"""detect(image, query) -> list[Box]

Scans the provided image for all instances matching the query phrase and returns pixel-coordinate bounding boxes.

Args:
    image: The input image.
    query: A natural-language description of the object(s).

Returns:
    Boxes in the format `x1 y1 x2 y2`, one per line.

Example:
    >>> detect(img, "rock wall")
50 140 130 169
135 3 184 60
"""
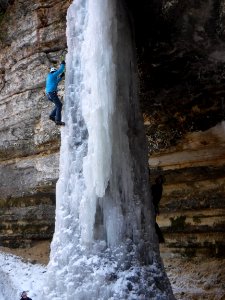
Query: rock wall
0 0 71 247
0 0 224 258
127 0 225 257
152 125 225 257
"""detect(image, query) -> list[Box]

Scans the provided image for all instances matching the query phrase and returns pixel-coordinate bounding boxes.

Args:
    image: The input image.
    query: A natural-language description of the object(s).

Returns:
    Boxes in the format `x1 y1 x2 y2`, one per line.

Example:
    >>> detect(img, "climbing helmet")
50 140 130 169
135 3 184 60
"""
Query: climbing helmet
50 67 57 73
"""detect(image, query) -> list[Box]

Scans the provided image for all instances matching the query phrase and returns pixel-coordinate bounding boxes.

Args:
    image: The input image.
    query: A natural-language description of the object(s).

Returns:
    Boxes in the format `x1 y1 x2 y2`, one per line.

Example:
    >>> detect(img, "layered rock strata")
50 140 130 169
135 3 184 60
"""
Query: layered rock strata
127 0 225 256
0 0 71 247
151 124 225 256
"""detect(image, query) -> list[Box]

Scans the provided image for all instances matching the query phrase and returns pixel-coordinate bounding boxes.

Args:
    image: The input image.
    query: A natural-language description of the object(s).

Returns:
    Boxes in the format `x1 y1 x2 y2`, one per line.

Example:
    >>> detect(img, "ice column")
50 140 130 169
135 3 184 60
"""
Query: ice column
44 0 175 299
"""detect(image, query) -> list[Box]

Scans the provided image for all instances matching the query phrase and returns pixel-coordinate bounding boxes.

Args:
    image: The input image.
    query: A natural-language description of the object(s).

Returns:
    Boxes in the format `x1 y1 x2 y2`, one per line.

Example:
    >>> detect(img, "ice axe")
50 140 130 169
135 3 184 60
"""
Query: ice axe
60 48 68 62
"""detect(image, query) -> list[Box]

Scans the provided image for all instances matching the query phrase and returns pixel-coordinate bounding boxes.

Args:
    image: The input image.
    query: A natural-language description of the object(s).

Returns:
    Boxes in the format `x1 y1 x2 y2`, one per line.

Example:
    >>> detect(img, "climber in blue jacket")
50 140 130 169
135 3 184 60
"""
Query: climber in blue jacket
45 61 66 125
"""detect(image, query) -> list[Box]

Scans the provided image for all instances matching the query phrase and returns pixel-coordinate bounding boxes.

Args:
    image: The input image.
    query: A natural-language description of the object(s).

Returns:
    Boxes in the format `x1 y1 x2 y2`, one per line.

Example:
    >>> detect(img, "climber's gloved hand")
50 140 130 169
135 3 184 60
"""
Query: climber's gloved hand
60 72 65 78
61 60 66 65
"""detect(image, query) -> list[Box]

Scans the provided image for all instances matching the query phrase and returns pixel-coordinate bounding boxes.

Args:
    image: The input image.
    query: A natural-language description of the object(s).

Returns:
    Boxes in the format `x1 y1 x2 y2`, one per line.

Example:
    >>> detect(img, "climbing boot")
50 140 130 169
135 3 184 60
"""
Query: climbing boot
55 121 65 126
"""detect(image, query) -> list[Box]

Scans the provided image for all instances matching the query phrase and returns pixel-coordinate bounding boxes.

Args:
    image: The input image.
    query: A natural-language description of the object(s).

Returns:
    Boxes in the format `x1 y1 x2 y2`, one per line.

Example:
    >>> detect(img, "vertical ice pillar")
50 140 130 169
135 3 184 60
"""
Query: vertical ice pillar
44 0 175 299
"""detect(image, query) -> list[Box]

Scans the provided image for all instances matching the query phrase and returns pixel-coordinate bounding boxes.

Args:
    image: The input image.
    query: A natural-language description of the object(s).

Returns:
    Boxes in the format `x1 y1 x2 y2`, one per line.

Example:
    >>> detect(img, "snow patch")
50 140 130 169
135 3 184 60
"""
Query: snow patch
0 252 46 300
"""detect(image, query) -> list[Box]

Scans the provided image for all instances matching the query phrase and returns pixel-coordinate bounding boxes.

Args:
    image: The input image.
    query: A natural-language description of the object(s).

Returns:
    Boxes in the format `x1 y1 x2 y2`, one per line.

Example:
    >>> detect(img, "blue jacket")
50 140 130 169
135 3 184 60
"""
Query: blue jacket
45 63 65 93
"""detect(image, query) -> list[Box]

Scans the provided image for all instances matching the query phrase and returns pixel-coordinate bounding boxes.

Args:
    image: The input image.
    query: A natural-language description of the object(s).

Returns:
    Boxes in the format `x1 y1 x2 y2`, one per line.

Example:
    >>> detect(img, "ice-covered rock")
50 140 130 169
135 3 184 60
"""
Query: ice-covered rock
44 0 174 299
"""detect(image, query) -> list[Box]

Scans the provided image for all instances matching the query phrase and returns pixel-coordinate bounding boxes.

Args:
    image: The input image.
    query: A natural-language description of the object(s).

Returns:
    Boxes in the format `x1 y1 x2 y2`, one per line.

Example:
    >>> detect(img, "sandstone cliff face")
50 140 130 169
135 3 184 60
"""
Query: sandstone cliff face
0 0 224 258
0 0 71 247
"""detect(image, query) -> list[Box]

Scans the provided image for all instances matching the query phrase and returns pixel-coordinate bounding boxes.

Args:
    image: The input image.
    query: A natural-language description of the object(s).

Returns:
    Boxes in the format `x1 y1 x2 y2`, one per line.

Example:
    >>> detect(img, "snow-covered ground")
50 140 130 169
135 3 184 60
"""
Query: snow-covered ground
0 249 224 300
0 252 46 300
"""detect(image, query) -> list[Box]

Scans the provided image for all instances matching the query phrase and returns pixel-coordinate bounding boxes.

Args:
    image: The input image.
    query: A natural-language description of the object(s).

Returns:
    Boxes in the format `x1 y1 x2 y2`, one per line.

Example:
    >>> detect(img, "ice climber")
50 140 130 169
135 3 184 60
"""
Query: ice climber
20 291 32 300
45 61 66 126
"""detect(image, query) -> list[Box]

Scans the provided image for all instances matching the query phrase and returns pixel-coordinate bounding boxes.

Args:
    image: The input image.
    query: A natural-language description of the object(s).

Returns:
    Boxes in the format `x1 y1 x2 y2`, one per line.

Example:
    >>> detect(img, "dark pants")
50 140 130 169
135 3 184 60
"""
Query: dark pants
46 91 63 122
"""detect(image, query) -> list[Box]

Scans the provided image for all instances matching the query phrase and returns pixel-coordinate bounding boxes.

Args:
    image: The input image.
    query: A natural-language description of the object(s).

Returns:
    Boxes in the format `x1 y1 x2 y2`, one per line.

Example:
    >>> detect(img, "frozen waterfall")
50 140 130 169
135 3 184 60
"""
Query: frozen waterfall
44 0 174 299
